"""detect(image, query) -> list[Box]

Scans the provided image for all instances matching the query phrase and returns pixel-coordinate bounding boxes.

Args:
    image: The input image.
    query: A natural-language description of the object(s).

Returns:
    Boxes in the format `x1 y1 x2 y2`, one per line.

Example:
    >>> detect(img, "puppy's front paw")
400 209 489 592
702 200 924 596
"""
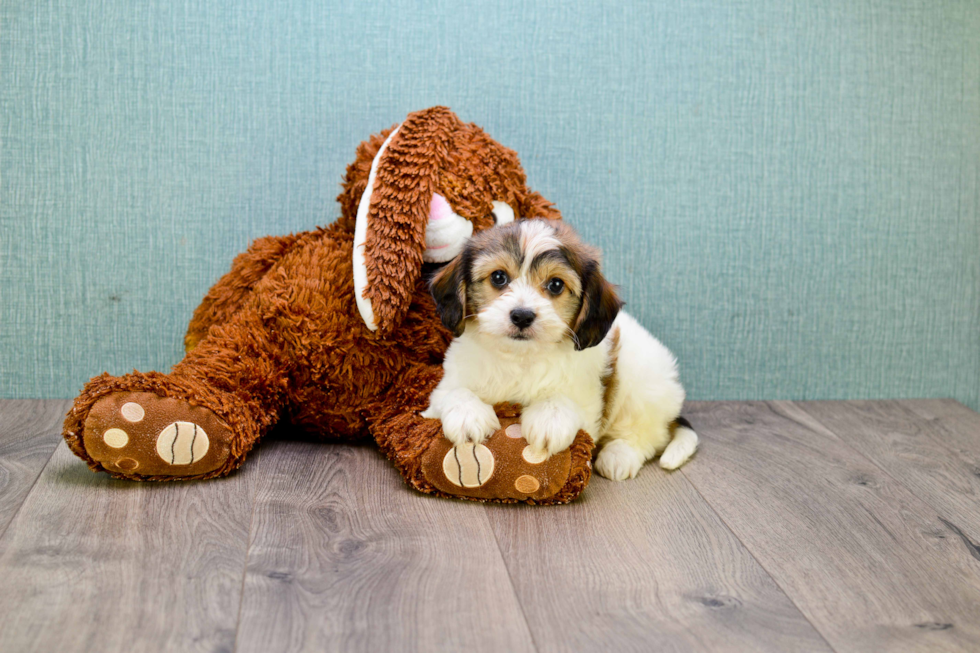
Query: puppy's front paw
595 439 644 480
440 400 500 446
521 398 581 457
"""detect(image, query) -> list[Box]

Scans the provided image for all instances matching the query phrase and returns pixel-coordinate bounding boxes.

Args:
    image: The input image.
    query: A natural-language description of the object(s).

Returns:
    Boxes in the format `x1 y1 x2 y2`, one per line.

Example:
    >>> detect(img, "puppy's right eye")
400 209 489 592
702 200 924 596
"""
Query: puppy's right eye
490 270 509 288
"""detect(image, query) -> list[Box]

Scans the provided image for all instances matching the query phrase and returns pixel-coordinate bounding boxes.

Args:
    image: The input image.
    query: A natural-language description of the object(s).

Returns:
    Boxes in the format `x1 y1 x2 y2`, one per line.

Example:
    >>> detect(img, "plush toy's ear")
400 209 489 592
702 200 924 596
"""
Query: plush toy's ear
353 106 463 334
573 259 623 350
518 189 563 221
429 255 468 337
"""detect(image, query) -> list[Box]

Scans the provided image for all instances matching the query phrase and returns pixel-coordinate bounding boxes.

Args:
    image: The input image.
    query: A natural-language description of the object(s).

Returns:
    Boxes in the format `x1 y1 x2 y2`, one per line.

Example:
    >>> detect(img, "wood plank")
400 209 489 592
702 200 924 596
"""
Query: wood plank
235 440 536 653
0 400 72 536
485 463 832 652
683 401 980 652
901 399 980 455
796 400 980 543
0 441 256 653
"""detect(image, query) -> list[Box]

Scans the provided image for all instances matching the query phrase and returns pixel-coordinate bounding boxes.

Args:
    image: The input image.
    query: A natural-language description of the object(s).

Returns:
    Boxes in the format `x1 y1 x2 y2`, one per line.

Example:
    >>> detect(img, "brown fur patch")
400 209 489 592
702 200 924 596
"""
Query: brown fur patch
600 326 621 427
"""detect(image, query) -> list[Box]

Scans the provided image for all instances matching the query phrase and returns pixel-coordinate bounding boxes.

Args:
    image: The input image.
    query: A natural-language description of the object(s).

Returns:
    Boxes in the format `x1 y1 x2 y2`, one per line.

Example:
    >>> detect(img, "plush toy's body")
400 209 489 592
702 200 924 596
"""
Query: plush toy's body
64 107 594 503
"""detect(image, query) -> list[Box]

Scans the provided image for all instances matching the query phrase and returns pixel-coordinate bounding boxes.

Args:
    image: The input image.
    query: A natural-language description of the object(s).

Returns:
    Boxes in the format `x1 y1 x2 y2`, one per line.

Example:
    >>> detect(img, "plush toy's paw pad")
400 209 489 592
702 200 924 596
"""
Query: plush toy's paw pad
442 442 495 487
155 422 210 465
82 392 233 478
422 411 581 502
595 439 644 481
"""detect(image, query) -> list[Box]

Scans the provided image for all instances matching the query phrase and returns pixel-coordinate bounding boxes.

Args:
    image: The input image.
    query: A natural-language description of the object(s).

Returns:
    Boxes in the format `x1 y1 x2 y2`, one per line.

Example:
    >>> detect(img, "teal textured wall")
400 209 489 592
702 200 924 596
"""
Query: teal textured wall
2 0 978 409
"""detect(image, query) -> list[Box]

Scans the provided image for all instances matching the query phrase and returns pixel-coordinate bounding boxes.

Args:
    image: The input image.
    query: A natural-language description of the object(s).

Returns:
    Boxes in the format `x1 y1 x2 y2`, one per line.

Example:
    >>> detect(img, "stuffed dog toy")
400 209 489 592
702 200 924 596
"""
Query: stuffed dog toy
64 106 594 503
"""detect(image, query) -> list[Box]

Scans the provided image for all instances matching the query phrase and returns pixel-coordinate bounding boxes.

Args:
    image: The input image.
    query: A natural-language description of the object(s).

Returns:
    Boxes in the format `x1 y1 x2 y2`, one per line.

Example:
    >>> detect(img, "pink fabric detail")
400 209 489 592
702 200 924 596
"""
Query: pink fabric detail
428 193 453 222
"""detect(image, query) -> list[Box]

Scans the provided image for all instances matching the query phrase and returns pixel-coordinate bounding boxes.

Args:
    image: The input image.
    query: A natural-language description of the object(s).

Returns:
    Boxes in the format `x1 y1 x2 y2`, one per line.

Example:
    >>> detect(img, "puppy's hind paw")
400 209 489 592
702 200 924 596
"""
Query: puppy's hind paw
659 425 698 470
595 440 644 481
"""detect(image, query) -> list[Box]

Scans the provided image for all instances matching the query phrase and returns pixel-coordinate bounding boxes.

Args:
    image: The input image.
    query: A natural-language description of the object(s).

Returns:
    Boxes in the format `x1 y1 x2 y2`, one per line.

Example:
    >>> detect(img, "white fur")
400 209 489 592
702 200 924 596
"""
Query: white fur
594 312 695 477
425 301 698 478
422 387 500 443
659 425 698 470
517 220 564 276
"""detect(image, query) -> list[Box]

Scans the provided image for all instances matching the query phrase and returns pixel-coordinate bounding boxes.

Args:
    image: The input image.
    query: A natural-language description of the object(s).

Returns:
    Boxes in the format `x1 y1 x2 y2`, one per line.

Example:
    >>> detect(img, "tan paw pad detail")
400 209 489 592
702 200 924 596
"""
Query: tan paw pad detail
442 443 495 488
120 402 145 422
103 428 129 448
522 445 548 464
514 475 540 494
504 424 523 438
156 422 209 465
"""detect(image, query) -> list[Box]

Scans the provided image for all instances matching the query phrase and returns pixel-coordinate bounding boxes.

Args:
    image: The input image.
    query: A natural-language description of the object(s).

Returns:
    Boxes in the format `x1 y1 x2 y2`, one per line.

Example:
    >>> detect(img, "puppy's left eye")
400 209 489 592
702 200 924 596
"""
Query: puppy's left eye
490 270 509 288
546 278 565 295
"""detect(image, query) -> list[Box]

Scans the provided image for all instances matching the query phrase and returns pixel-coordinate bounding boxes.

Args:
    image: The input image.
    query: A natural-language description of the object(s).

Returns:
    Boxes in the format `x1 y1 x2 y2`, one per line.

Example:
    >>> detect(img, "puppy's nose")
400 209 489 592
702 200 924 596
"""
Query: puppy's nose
510 308 536 329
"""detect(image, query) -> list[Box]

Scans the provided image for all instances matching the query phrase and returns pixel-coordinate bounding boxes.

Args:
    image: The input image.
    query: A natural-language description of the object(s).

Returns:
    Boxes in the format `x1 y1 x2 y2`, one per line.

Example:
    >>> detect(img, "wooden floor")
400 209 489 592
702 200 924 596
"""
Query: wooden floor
1 400 980 652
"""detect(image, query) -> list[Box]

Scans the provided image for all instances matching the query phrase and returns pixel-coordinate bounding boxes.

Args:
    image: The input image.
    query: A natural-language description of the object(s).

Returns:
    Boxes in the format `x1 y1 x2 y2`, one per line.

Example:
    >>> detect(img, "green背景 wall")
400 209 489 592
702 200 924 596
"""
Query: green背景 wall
2 0 978 409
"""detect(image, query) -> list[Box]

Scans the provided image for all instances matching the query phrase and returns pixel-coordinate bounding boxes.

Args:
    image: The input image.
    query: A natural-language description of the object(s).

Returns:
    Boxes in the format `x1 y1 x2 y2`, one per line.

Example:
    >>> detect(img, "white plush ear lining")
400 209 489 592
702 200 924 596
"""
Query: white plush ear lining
352 124 401 331
423 193 474 263
491 200 515 224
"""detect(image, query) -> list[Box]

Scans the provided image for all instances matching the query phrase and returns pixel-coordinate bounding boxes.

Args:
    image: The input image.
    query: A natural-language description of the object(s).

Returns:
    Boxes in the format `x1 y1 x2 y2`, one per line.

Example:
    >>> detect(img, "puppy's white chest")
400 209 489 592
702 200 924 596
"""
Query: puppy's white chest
460 341 606 435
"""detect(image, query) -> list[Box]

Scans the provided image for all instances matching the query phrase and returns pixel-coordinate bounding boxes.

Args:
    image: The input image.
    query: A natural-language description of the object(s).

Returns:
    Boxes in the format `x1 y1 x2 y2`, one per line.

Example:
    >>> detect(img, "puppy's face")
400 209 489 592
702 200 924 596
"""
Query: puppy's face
431 220 622 350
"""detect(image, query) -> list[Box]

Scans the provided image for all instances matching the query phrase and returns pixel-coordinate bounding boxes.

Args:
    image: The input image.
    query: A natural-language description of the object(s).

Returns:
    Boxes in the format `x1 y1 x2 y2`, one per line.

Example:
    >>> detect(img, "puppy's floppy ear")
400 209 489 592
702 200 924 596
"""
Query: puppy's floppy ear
573 259 623 350
429 255 468 337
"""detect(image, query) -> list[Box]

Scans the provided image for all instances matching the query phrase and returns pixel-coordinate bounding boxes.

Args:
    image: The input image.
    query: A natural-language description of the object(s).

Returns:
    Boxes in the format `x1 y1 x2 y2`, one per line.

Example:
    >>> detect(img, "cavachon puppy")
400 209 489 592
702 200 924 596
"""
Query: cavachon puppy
422 219 698 480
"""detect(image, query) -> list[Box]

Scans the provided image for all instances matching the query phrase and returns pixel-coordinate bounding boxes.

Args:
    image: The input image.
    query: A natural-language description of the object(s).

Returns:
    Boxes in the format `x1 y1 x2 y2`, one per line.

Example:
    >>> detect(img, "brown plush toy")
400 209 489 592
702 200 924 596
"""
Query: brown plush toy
64 107 594 504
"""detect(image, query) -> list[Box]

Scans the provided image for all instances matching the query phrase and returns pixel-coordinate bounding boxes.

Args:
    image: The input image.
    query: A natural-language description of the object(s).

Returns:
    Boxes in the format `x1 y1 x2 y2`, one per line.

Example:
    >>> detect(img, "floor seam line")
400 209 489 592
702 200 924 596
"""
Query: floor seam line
484 505 542 653
795 399 979 541
232 448 263 653
893 399 980 459
680 403 841 653
680 466 839 652
0 434 64 544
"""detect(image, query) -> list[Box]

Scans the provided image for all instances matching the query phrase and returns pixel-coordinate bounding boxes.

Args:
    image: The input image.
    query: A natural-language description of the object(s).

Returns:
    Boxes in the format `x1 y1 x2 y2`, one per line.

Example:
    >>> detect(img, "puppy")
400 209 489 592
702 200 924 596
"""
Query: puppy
421 219 698 480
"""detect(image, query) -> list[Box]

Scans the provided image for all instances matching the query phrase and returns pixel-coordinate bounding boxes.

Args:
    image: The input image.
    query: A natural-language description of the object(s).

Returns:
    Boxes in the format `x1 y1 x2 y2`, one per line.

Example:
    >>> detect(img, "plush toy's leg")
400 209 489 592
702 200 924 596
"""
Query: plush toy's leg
369 365 594 504
184 233 305 351
64 306 290 481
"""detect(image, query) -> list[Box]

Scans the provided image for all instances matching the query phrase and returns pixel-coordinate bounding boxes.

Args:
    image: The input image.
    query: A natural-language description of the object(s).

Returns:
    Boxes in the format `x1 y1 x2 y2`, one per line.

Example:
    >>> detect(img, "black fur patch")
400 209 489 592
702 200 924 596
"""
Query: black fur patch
573 259 623 350
529 248 569 272
429 256 467 336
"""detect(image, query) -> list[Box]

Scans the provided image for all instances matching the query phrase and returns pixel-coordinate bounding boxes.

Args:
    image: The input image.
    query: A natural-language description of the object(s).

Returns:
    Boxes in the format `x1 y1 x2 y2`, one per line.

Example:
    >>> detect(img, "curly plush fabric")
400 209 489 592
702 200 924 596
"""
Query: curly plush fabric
63 107 591 504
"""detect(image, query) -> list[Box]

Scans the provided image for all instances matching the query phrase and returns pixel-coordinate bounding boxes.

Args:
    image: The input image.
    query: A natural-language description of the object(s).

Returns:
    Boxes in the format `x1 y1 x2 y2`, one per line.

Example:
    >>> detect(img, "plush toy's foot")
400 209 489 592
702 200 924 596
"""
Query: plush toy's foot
417 406 594 504
80 391 235 479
